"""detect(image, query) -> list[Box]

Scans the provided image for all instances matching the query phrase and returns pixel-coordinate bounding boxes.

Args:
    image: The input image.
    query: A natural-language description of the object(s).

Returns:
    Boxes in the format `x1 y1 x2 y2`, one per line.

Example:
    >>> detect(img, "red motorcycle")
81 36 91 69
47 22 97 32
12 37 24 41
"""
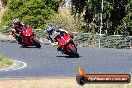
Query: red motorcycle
56 33 79 58
20 27 41 48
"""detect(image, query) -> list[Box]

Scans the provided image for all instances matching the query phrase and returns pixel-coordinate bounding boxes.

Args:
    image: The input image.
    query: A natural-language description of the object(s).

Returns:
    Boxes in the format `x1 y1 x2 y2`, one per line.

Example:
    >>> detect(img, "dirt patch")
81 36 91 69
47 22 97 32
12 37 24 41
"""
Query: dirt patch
0 77 131 88
0 33 15 40
0 33 17 43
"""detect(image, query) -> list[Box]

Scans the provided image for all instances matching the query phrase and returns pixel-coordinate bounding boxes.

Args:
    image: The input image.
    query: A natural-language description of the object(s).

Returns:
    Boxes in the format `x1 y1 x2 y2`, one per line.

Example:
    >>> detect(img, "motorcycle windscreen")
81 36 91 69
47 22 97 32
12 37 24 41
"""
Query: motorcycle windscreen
23 28 33 36
57 33 71 46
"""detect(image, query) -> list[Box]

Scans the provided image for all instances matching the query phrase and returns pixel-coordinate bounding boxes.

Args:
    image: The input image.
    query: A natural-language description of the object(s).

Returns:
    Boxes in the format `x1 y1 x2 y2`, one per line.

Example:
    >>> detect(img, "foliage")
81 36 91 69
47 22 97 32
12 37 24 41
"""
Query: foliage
71 0 132 35
0 0 60 29
0 55 13 68
48 8 81 32
117 0 132 35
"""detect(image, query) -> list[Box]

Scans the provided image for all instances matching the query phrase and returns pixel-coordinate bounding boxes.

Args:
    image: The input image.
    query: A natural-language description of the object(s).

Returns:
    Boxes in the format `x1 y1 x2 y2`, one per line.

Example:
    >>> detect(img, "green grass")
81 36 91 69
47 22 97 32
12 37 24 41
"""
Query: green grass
0 29 3 32
0 55 13 68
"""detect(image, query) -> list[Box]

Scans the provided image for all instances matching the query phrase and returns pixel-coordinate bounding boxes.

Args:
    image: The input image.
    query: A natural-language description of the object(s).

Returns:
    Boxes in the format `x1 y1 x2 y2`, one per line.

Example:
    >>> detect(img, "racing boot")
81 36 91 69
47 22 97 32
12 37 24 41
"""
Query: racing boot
57 46 61 51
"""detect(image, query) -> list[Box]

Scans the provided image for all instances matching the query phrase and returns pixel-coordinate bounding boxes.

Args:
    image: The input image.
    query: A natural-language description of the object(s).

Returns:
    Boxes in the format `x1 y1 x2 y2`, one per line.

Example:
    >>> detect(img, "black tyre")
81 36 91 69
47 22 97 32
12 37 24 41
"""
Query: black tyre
76 75 86 86
32 38 41 48
68 45 79 58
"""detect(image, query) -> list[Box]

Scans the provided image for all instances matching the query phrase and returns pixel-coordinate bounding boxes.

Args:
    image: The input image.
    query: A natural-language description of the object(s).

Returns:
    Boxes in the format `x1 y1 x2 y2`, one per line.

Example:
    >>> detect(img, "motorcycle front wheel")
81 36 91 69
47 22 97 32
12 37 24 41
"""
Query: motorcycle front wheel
68 45 79 58
32 38 41 48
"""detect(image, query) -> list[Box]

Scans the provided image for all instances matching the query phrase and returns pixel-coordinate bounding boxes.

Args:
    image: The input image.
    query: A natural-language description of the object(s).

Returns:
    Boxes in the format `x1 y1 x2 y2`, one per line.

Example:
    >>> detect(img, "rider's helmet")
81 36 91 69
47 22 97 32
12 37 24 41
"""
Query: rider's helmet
12 18 19 26
46 24 54 35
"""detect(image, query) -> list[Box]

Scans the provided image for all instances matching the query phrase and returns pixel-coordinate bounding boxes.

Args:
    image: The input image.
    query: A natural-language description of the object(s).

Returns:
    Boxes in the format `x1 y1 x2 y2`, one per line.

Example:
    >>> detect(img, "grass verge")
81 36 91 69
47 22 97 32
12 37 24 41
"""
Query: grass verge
0 55 13 68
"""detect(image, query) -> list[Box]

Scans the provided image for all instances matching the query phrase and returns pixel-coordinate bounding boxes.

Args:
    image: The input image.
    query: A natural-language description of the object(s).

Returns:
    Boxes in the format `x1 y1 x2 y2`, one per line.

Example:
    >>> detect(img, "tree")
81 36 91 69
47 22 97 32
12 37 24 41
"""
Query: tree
0 0 60 29
71 0 132 35
116 0 132 35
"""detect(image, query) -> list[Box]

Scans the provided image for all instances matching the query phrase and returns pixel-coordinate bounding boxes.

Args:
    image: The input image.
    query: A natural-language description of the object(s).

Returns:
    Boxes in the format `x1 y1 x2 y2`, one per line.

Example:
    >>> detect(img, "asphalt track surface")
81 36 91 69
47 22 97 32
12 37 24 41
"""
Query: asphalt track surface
0 42 132 77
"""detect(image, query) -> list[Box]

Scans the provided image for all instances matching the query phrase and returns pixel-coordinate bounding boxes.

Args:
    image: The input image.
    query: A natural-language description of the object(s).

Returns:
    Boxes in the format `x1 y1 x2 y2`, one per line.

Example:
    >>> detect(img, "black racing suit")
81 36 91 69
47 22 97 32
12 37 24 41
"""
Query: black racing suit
12 22 24 44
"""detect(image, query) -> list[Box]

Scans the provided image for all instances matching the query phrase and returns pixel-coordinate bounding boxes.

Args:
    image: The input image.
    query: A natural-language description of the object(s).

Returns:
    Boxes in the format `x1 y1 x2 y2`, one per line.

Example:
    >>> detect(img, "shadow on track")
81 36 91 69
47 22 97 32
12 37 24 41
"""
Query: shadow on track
20 46 41 49
56 55 82 58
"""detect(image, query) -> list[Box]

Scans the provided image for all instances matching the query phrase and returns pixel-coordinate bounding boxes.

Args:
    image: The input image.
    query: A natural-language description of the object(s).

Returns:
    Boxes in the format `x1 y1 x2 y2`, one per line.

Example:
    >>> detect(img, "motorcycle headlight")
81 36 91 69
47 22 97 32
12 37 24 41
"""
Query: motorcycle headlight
61 43 65 45
61 42 67 45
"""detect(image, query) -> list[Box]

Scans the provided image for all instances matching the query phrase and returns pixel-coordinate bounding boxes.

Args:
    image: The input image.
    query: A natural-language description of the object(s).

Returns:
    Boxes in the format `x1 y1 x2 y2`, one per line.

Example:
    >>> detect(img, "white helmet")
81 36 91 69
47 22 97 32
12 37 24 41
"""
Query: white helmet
13 18 19 24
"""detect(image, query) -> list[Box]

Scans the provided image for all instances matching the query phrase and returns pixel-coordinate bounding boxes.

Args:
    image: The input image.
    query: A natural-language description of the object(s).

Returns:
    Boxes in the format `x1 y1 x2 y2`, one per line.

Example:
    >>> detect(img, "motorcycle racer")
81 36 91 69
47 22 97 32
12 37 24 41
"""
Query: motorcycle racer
11 18 29 44
46 24 79 57
12 18 24 33
46 24 72 51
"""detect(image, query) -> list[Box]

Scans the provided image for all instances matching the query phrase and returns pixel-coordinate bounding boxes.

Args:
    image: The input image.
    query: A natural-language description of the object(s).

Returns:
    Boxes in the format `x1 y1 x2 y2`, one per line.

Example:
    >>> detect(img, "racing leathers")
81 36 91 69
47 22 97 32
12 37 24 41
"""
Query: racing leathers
11 22 27 44
47 29 69 51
